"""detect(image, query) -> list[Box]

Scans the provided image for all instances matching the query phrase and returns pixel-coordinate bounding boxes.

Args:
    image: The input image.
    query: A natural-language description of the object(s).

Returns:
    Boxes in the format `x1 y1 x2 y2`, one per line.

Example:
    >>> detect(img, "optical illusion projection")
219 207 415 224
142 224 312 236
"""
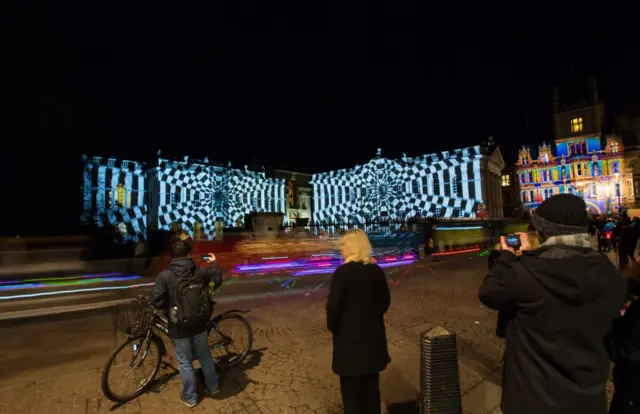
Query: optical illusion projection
156 159 286 234
81 155 148 236
82 156 286 239
311 146 484 223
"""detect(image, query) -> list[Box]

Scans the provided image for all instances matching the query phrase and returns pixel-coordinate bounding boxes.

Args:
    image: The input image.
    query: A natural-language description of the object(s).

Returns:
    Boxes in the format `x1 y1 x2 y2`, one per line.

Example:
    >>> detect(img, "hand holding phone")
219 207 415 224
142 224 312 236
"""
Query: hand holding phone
504 234 521 250
201 253 216 263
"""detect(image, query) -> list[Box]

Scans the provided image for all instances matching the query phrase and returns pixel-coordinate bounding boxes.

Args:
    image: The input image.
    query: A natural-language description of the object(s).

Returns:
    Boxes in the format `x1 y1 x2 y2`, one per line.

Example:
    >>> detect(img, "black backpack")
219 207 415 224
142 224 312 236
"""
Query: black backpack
172 270 210 335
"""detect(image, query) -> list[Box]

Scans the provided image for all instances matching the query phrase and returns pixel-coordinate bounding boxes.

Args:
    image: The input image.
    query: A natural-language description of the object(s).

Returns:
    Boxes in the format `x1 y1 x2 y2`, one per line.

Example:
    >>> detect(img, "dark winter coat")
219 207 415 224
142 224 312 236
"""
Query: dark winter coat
606 298 640 404
479 247 626 414
326 261 391 377
150 257 222 338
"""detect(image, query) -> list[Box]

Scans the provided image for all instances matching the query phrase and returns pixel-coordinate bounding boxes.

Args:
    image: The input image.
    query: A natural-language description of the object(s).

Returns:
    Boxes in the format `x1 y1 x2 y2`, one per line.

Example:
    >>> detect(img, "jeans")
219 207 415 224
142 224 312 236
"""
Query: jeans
171 330 219 404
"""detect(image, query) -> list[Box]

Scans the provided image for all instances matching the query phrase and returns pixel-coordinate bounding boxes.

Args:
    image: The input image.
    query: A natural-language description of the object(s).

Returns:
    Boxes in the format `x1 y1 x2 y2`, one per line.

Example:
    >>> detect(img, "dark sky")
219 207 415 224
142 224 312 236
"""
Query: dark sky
2 3 639 235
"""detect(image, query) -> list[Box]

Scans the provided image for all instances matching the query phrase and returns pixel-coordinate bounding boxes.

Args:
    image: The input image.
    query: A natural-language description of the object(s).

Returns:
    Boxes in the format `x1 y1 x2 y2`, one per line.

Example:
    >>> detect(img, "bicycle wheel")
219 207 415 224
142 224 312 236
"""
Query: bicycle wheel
209 314 253 369
101 335 163 403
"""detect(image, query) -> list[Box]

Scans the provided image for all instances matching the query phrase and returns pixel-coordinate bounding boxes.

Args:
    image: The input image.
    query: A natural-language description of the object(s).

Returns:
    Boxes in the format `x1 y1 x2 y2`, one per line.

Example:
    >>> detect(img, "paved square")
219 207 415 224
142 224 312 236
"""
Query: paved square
0 255 615 413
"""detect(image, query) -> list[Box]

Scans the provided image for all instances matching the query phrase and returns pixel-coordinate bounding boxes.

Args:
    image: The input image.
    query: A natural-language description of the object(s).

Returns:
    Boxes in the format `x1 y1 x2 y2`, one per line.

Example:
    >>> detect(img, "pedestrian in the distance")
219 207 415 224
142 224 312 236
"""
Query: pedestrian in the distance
326 229 390 413
479 194 626 414
150 240 223 408
606 262 640 413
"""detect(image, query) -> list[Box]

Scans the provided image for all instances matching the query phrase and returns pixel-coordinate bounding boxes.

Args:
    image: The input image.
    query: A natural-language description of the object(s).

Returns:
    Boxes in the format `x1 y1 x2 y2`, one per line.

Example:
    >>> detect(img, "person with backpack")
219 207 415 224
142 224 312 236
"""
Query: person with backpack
149 239 223 408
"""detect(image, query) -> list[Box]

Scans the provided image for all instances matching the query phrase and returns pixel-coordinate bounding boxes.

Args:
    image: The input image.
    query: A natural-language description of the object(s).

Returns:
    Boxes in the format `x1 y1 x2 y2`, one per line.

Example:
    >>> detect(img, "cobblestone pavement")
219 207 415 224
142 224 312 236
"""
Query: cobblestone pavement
0 252 613 413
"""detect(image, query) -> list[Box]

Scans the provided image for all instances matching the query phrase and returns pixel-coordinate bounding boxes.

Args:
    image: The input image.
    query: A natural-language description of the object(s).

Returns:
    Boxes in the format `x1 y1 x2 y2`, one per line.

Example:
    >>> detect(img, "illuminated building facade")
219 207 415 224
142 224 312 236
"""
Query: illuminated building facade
311 142 506 222
82 141 506 241
82 155 286 239
272 169 313 224
516 79 634 215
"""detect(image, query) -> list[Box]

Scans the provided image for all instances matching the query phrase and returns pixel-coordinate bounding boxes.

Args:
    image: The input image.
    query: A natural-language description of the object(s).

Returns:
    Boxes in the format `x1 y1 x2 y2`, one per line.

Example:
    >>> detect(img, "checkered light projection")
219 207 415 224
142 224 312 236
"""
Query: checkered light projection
311 146 484 222
157 159 286 236
81 156 148 238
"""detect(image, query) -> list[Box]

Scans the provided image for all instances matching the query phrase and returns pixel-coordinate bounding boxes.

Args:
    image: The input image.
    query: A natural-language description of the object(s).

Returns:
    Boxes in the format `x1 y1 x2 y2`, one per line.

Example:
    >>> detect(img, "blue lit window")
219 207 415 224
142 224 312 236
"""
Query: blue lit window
435 207 442 217
433 178 440 194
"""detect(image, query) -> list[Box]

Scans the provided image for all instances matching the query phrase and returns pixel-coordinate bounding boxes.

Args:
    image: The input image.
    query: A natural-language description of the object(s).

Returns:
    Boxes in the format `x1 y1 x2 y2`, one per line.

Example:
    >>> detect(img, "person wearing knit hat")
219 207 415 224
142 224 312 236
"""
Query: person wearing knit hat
479 194 627 414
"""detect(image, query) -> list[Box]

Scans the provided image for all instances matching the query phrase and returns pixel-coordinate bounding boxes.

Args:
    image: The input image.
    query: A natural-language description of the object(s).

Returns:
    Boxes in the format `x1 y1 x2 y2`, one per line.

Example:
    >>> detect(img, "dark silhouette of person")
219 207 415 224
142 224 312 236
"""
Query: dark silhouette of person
479 194 626 414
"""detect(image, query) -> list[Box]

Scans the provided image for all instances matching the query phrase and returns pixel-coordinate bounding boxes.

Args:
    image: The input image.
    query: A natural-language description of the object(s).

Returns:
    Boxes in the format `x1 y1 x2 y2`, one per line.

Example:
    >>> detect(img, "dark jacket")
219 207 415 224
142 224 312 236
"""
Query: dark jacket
606 298 640 403
326 261 391 377
150 257 222 338
479 247 626 414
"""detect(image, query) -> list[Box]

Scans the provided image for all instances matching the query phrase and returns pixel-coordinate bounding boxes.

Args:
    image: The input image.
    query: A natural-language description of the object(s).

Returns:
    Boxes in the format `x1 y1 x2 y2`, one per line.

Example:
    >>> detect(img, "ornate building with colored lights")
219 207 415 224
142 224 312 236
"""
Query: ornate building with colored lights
516 79 634 215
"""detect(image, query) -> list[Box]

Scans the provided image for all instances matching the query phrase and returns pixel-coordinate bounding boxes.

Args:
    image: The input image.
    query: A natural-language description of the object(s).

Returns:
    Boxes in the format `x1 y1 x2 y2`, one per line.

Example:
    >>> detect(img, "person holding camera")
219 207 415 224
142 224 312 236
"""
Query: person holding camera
479 194 626 414
150 240 223 408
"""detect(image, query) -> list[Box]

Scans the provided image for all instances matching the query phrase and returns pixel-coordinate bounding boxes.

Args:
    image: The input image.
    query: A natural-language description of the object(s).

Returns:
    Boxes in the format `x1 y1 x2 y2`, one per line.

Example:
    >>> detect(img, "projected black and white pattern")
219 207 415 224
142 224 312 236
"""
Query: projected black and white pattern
157 159 286 236
81 156 148 239
311 146 484 222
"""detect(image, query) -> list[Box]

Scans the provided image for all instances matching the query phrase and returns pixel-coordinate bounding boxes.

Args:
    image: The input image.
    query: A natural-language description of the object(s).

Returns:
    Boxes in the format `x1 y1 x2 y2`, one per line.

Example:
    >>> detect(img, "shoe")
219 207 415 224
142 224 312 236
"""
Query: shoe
180 397 198 408
204 387 221 397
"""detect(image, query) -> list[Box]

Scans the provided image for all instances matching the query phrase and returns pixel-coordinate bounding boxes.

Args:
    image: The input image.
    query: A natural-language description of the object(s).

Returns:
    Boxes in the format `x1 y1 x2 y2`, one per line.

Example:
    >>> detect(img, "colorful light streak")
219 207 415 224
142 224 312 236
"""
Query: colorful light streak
0 275 141 292
431 248 481 257
0 282 155 300
435 226 483 231
0 272 125 285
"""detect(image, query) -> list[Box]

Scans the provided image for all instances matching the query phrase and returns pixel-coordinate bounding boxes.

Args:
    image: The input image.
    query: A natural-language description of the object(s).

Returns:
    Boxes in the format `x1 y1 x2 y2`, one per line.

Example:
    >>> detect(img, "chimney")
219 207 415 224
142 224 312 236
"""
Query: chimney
589 77 602 134
552 86 560 138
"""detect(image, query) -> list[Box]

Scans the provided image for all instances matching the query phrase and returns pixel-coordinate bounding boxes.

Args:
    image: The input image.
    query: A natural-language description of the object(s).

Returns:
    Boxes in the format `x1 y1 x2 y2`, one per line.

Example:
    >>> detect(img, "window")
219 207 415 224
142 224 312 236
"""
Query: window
528 172 533 183
543 188 554 200
453 207 462 218
530 190 535 202
434 207 442 217
522 191 528 203
611 143 620 153
628 181 633 198
591 183 597 198
288 181 295 208
116 184 126 207
616 183 621 197
576 164 582 177
570 117 584 133
451 177 458 196
433 178 440 195
521 157 528 165
502 175 510 187
541 153 549 163
613 162 621 174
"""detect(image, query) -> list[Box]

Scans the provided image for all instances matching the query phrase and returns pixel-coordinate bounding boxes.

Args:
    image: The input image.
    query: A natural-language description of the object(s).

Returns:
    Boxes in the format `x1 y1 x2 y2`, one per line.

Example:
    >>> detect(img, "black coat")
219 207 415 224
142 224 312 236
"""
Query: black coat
479 247 626 414
606 298 640 402
150 257 222 338
326 261 391 377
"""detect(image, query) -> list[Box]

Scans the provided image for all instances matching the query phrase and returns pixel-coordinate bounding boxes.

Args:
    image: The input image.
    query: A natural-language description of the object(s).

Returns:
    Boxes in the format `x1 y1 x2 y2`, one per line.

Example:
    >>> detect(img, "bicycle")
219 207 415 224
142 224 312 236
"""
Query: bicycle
101 295 253 403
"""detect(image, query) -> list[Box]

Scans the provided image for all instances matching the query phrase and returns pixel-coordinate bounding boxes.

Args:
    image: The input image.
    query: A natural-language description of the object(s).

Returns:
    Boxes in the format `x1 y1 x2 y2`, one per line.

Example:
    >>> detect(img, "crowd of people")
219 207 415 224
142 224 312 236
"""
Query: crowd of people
147 195 637 413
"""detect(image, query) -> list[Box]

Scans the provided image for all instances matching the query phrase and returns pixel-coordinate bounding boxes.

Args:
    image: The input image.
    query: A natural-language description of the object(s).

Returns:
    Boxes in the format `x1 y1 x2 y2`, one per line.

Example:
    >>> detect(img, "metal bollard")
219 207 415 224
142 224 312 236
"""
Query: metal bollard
420 327 462 414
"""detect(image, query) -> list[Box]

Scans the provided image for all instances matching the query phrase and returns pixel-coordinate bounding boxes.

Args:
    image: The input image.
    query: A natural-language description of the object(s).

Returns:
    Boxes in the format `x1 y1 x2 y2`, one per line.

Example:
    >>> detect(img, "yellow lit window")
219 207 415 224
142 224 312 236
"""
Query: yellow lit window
570 117 583 133
116 184 126 207
501 175 510 187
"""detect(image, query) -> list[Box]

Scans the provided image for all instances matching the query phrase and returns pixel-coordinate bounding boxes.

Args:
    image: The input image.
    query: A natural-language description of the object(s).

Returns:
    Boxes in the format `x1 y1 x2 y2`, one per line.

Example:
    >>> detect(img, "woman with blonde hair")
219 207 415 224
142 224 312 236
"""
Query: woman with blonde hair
326 229 391 413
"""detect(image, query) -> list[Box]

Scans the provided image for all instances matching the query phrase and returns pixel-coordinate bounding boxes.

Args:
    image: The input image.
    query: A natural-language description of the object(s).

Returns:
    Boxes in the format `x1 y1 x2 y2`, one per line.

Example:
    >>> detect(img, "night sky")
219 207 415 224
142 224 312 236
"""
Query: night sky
2 4 639 236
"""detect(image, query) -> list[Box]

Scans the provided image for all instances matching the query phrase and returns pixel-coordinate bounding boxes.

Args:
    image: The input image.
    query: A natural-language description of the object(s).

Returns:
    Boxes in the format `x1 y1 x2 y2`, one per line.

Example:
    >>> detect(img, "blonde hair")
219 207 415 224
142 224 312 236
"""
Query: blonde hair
340 229 374 264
